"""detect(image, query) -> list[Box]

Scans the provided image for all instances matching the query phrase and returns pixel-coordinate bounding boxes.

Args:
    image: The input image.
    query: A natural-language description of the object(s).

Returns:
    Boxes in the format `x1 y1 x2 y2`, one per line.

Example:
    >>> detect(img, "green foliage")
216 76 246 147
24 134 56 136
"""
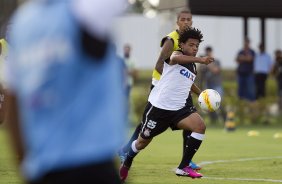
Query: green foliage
130 70 282 125
130 85 150 125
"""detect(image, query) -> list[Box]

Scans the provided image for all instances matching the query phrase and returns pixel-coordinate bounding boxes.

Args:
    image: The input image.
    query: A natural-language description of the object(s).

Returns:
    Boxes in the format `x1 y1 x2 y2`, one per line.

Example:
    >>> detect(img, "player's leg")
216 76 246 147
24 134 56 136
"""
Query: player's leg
237 75 245 99
247 74 256 101
119 84 153 162
118 123 142 163
120 135 152 181
120 103 169 181
183 130 202 171
176 112 205 178
261 74 267 97
182 94 202 170
119 102 152 160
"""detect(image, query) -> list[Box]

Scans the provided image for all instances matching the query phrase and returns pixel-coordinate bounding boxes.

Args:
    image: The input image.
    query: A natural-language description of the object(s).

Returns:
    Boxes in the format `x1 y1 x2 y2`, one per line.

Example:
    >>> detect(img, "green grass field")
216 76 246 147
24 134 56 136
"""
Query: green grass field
126 126 282 184
0 128 22 184
1 126 282 183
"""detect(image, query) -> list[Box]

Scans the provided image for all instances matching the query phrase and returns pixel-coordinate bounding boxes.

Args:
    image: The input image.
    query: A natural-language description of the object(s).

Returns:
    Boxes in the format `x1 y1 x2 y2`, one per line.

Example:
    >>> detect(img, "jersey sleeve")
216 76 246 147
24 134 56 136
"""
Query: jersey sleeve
160 36 174 48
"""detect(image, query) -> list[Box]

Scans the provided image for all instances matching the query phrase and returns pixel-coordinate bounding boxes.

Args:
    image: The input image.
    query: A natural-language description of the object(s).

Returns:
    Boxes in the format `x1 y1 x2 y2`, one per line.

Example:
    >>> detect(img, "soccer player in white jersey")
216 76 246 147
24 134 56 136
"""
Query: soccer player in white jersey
118 9 202 170
119 27 214 181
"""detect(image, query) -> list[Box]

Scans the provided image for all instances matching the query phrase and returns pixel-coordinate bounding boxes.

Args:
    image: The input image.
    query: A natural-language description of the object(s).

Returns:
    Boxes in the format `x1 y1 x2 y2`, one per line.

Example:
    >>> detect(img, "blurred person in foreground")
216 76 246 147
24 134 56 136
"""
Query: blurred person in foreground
0 22 11 124
120 27 214 181
236 37 256 101
6 0 127 184
254 43 273 99
118 9 202 171
272 49 282 111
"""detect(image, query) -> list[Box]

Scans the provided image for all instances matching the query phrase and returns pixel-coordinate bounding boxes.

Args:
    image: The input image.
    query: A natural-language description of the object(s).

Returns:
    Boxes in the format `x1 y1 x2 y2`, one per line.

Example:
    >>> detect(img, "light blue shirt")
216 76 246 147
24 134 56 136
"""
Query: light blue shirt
254 52 273 74
8 0 126 180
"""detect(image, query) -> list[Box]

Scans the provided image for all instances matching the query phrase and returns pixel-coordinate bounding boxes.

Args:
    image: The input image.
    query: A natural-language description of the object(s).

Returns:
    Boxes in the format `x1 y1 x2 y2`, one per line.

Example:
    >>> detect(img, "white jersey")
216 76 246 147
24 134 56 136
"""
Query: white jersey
148 62 196 110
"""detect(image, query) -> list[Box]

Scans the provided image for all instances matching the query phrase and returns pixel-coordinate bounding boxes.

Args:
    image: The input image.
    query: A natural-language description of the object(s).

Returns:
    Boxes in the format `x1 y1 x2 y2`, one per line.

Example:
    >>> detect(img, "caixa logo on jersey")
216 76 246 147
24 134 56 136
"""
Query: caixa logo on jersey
180 69 195 81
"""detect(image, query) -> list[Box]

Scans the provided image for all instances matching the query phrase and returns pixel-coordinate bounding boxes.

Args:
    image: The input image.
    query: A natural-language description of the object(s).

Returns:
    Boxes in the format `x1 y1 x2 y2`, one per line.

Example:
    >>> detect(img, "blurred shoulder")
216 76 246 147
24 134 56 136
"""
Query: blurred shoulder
12 1 70 32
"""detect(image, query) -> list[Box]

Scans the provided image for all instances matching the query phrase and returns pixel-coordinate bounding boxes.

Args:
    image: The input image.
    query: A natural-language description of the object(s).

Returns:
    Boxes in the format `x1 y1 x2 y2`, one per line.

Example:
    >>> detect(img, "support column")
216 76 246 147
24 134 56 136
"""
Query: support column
243 17 248 39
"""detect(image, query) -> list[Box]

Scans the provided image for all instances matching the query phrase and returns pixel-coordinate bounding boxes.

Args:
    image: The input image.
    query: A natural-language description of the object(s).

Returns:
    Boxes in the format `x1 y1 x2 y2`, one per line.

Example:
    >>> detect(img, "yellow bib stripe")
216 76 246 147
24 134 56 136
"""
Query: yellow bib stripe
152 69 161 80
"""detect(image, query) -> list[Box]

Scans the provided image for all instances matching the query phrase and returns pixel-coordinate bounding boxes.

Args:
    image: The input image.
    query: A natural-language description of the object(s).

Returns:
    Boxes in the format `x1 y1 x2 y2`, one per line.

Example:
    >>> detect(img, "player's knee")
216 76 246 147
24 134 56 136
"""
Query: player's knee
194 121 206 134
200 122 206 133
135 138 151 150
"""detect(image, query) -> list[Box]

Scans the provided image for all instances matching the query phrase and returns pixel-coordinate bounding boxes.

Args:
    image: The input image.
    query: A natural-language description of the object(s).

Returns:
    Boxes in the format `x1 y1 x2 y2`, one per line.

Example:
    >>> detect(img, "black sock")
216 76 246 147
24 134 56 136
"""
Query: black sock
182 130 192 156
178 135 203 169
122 124 142 153
124 141 139 169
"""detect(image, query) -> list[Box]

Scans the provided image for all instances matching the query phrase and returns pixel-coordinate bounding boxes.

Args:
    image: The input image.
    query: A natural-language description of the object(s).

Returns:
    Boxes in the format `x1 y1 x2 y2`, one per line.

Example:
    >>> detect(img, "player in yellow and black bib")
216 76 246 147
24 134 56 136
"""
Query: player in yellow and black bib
151 30 180 86
118 10 203 171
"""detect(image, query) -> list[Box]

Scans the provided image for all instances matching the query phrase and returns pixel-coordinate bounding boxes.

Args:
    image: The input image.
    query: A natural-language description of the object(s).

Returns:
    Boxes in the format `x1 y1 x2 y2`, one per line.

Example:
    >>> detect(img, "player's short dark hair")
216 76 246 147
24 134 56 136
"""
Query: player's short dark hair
178 27 203 46
177 9 191 20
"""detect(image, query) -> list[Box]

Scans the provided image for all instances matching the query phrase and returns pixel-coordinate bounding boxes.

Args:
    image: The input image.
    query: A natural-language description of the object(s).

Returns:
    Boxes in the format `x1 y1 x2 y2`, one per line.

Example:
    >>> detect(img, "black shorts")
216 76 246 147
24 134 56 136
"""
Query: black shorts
140 102 197 139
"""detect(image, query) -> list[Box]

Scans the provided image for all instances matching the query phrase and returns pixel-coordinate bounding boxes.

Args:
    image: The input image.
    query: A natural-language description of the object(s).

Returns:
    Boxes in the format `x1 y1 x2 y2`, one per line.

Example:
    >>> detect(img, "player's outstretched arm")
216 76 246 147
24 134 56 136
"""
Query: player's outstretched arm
170 51 214 65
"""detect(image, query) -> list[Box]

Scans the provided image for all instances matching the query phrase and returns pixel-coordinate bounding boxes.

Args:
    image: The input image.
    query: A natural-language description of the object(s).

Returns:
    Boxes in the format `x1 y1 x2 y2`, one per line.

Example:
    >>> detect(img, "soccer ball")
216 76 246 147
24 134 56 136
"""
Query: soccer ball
198 89 221 112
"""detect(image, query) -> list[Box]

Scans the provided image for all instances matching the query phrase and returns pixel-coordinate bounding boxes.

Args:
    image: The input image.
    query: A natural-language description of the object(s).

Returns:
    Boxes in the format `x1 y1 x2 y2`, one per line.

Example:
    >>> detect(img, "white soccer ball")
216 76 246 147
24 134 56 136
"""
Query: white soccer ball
198 89 221 112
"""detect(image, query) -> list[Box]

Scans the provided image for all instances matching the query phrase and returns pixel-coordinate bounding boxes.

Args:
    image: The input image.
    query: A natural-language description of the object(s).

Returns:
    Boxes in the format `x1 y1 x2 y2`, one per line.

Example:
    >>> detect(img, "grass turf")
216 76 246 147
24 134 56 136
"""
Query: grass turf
1 126 282 184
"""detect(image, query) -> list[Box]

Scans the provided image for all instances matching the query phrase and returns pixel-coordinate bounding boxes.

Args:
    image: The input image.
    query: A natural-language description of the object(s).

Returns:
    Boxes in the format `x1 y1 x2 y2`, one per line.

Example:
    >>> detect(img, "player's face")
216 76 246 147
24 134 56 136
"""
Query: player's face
180 38 199 57
177 13 192 32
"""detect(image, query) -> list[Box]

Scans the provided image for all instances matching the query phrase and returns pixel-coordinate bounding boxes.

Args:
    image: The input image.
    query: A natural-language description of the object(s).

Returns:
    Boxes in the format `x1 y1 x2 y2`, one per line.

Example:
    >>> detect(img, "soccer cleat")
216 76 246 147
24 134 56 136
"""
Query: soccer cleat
119 164 129 182
189 161 202 171
175 166 203 178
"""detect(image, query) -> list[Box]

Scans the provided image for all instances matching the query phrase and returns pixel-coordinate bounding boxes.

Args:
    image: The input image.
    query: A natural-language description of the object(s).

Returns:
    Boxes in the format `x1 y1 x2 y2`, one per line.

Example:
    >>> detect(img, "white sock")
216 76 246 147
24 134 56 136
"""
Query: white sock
191 132 205 141
131 140 140 153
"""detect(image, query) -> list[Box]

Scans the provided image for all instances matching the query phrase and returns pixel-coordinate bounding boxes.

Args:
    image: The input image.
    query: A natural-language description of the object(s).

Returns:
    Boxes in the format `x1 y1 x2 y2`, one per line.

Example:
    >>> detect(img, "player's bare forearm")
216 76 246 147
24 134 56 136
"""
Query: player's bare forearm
191 83 201 96
6 92 25 165
155 59 164 74
171 52 214 65
154 39 174 74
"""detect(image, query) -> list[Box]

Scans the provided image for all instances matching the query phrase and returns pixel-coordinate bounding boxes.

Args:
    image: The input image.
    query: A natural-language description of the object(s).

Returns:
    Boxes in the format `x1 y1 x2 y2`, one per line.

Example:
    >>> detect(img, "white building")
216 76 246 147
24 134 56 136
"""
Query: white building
113 13 282 69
